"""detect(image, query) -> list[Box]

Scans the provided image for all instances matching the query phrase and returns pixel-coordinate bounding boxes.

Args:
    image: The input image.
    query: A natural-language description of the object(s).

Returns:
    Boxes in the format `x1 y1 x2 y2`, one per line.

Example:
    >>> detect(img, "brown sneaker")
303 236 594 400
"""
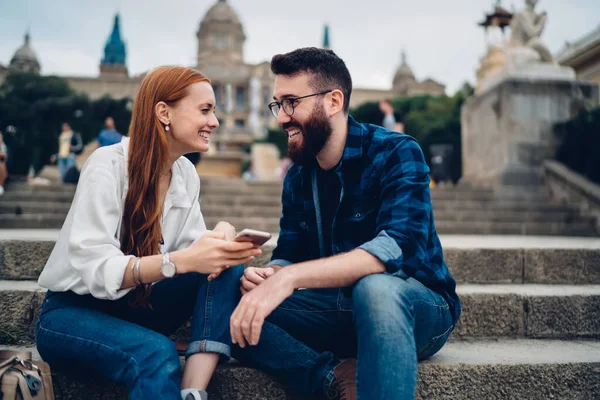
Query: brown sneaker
327 358 357 400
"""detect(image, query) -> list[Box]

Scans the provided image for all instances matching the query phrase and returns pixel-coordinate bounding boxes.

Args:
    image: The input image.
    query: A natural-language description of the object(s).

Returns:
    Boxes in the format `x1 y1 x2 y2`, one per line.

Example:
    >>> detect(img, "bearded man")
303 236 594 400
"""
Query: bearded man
230 47 461 400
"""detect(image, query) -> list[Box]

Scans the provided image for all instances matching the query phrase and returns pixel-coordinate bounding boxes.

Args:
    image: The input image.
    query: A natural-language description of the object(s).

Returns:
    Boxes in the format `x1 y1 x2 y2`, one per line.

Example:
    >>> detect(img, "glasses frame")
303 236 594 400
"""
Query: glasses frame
268 90 333 118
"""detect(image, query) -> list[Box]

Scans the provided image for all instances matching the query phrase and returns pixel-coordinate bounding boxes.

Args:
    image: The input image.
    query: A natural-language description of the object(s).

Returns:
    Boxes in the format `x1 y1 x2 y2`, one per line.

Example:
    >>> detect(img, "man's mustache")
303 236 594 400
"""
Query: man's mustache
282 122 302 131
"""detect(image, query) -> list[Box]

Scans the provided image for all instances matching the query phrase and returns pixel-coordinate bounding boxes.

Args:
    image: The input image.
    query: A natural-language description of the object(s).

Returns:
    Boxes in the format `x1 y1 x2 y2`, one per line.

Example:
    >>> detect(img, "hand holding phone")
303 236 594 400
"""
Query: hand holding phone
234 229 272 247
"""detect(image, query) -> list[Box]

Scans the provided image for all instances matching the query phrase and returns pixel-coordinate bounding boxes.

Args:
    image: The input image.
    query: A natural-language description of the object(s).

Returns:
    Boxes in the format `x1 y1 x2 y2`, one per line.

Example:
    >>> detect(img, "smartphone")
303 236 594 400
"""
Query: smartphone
234 229 272 246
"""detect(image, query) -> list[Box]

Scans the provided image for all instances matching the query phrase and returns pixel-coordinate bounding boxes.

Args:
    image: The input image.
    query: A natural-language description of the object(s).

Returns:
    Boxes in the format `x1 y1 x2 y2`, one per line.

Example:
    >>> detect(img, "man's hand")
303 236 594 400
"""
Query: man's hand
240 267 275 294
230 270 294 348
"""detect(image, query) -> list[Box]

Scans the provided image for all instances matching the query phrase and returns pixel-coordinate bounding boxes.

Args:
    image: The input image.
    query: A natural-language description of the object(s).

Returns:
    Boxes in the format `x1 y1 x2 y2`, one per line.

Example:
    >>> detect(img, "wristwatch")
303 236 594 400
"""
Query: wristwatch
160 252 177 278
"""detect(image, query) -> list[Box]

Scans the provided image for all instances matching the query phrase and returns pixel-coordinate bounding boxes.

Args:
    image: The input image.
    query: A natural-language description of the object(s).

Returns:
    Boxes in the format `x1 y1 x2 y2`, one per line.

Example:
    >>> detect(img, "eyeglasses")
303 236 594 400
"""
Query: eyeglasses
268 90 332 118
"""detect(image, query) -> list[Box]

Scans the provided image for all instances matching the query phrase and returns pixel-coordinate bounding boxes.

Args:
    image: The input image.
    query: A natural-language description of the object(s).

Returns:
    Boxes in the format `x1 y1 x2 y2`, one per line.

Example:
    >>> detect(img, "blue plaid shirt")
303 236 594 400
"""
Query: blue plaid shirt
269 116 461 324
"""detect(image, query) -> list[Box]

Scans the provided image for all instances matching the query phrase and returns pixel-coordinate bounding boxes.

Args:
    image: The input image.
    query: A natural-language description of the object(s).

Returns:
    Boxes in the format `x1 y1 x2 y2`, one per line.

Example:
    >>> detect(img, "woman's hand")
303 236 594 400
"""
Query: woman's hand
175 231 261 278
213 221 236 241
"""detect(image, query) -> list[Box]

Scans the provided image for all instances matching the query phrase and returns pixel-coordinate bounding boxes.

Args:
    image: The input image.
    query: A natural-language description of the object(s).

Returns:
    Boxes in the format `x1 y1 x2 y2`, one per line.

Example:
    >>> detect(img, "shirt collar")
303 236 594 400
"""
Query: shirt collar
121 137 192 209
341 115 366 161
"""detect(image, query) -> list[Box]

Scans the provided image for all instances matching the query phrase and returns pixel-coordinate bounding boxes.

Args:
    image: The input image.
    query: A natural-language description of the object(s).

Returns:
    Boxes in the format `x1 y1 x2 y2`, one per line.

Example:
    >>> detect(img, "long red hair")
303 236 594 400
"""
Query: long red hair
121 66 210 293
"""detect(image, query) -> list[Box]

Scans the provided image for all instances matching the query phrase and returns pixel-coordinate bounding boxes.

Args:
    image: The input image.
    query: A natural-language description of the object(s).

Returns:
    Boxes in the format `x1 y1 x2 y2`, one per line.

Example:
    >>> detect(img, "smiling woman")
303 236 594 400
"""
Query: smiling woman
35 65 262 400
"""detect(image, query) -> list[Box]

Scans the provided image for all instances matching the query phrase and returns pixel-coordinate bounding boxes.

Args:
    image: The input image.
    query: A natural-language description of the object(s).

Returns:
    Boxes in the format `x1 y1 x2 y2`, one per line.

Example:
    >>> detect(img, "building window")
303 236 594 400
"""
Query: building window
215 34 227 50
236 87 246 108
235 119 245 128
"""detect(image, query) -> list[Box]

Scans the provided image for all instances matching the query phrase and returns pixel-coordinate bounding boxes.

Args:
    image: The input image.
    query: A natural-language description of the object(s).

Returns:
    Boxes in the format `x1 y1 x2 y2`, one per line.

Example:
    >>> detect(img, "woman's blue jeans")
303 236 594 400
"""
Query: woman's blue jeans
35 266 244 400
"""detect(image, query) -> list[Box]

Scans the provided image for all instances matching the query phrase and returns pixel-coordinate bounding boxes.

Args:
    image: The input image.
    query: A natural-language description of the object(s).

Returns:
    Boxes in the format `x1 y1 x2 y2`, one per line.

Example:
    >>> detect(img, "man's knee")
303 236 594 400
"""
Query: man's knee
352 274 413 324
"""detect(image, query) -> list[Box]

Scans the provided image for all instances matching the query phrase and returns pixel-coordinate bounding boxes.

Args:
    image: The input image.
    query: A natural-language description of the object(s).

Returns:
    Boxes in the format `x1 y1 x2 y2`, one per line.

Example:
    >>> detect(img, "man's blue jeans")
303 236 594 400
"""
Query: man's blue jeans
233 274 454 400
57 156 75 181
35 266 244 400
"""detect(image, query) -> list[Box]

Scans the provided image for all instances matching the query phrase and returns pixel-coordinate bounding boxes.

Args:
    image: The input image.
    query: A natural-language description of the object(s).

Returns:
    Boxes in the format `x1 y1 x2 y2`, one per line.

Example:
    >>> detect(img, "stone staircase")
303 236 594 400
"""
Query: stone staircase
0 239 599 399
0 178 598 236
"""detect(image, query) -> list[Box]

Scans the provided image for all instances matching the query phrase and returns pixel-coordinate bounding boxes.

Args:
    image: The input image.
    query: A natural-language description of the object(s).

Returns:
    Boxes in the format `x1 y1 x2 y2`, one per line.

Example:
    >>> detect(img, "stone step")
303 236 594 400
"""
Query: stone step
1 339 599 399
432 200 578 212
8 215 595 236
0 199 581 217
2 241 599 285
0 201 72 215
2 188 556 204
1 191 77 202
4 183 77 194
0 182 556 201
7 179 551 194
5 217 592 236
434 220 597 236
2 281 599 345
0 214 67 229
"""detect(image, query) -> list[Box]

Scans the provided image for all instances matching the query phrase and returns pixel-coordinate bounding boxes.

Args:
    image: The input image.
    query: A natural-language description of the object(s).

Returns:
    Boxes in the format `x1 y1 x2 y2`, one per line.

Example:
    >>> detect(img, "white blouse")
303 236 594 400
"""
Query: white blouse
38 137 207 300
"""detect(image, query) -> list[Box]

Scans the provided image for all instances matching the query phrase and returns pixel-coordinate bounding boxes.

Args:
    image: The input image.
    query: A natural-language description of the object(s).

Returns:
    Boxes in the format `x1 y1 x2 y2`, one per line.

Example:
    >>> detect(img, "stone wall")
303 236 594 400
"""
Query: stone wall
65 75 142 100
350 88 393 109
461 78 599 188
544 160 600 232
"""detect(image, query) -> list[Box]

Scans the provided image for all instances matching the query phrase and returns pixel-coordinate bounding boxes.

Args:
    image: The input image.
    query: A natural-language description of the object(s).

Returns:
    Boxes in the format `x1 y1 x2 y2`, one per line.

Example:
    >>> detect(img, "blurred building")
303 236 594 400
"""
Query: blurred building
0 1 273 145
1 0 446 119
351 51 446 108
556 24 600 84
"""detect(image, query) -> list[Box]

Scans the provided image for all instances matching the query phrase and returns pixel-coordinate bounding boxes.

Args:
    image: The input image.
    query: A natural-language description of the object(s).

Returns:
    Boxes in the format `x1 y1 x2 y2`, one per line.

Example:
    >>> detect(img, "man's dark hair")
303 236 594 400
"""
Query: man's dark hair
271 47 352 113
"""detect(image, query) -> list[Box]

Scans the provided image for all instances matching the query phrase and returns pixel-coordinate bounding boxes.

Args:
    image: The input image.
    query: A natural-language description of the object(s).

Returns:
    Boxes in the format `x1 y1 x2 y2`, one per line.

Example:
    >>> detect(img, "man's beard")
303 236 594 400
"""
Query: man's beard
284 102 333 166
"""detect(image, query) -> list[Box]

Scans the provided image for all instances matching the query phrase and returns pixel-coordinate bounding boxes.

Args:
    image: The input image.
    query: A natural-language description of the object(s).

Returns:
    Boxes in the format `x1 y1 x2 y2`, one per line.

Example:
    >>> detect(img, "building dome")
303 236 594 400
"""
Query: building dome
197 0 246 66
203 0 242 25
10 31 41 74
392 51 416 94
393 51 415 82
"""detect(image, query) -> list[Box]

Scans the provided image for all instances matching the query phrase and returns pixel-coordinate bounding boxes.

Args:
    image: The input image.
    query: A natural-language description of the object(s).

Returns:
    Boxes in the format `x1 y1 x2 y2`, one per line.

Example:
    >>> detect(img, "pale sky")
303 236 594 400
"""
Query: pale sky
1 0 599 94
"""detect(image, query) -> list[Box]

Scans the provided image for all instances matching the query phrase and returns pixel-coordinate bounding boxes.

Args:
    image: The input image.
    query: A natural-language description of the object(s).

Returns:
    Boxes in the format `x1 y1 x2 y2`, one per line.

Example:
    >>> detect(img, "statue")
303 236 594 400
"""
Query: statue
508 0 554 63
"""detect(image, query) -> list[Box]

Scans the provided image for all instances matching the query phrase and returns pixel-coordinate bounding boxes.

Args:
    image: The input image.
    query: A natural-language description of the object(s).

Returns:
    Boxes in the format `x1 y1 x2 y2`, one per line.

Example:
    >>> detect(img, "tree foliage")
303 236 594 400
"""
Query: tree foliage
0 72 132 175
350 83 473 183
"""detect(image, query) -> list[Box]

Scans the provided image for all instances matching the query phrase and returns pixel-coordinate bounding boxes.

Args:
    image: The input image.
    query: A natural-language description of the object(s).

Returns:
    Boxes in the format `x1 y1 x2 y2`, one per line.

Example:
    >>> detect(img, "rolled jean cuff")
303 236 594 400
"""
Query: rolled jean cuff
324 362 341 399
186 339 231 362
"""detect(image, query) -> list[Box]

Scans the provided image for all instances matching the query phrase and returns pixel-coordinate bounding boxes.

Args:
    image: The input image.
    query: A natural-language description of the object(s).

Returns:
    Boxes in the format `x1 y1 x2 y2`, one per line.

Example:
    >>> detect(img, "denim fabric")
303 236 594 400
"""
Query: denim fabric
35 266 243 400
233 275 453 399
57 156 76 180
269 115 461 324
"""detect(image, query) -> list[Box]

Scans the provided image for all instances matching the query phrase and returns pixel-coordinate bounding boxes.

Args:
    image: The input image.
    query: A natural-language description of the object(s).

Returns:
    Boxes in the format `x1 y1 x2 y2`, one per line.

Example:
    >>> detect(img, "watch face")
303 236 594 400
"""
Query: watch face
162 262 176 277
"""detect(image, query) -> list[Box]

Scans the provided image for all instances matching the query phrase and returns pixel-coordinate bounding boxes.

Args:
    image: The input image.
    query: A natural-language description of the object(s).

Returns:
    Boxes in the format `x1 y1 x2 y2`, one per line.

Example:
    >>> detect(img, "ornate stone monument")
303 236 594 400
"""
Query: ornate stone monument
462 0 599 188
475 2 512 94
